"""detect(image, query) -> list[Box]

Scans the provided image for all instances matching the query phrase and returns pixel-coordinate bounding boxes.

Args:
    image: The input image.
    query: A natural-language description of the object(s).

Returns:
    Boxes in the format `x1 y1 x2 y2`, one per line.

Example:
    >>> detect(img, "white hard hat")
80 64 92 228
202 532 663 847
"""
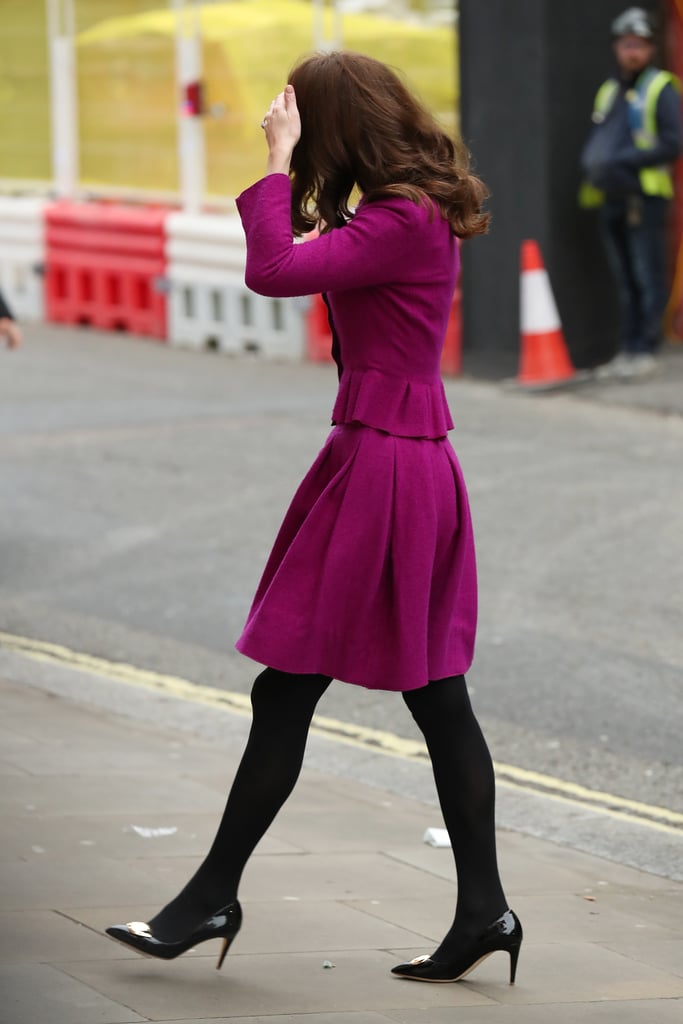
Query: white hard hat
611 7 655 39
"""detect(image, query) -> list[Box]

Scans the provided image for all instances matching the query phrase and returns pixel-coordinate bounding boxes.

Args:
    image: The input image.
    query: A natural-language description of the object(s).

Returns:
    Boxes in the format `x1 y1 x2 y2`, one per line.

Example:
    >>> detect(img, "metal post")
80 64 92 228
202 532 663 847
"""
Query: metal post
333 0 343 48
313 0 325 49
173 0 205 214
312 0 342 51
46 0 79 197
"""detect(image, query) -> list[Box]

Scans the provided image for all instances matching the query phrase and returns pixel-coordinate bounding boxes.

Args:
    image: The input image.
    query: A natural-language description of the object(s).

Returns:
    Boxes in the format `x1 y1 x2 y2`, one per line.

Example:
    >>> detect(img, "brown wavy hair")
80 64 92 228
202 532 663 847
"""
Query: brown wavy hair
287 51 489 239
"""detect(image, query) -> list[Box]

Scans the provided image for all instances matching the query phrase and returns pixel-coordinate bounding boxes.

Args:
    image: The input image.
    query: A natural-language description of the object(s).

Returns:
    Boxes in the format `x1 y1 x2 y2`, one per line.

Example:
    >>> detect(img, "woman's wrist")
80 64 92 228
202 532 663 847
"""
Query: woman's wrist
266 150 292 176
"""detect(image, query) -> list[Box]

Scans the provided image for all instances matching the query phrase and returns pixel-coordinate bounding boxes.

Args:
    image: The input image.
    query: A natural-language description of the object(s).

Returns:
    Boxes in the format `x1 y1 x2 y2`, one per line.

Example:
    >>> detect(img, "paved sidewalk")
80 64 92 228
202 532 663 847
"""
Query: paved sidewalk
1 667 682 1024
502 340 683 418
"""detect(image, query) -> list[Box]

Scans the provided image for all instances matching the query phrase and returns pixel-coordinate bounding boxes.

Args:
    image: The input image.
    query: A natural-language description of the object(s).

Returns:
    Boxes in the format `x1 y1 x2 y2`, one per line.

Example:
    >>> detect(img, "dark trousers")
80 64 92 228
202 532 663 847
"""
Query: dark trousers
599 195 670 355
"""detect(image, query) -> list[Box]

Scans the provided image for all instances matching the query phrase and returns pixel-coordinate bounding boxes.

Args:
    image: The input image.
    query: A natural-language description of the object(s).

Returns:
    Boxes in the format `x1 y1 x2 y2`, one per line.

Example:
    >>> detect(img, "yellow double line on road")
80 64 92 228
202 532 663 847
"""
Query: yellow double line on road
1 630 681 836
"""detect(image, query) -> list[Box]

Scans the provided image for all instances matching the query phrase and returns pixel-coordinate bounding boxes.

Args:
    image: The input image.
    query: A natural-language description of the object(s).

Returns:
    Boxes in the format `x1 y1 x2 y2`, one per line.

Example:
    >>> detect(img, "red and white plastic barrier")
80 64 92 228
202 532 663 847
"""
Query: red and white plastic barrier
0 197 47 322
0 194 462 371
44 201 168 338
166 212 305 358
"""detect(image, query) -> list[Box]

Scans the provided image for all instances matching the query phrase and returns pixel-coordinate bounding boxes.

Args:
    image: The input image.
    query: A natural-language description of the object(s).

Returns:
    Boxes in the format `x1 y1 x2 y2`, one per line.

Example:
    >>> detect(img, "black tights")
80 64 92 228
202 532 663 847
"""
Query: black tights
403 675 507 958
148 668 331 942
149 668 507 958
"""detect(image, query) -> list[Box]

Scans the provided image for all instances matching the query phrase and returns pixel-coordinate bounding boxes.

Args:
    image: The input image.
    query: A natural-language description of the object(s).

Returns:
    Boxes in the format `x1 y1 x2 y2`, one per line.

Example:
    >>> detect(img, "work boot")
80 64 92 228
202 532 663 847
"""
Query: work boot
595 353 629 380
620 353 657 379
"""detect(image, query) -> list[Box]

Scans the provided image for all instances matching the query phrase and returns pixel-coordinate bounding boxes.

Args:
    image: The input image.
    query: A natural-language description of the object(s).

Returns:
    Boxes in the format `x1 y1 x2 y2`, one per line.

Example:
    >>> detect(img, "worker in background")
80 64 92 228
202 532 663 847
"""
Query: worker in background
0 288 22 349
580 6 682 379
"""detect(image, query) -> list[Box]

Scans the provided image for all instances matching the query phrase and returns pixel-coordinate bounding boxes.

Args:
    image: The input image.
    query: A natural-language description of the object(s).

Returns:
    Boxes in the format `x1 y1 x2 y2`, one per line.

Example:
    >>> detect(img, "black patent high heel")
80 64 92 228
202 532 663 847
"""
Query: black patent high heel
105 900 242 969
391 909 522 984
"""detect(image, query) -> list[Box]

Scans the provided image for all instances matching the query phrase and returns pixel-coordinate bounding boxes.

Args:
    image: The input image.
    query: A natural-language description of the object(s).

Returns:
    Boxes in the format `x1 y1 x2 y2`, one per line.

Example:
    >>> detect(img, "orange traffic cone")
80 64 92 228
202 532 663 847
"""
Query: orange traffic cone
518 240 575 388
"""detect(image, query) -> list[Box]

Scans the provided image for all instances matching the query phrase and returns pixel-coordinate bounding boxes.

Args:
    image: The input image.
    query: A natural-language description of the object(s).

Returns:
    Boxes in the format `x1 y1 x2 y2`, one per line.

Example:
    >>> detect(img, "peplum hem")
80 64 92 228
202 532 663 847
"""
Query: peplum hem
331 367 454 439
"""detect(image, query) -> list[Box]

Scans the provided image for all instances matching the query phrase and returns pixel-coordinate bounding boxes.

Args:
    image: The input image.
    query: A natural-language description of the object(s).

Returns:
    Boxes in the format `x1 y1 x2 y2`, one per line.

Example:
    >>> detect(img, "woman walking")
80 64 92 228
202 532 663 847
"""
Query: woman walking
106 51 522 985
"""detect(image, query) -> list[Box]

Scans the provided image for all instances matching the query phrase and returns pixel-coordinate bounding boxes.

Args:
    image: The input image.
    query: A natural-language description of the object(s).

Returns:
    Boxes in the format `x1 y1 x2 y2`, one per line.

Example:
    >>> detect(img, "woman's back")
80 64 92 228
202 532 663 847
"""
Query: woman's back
328 195 459 380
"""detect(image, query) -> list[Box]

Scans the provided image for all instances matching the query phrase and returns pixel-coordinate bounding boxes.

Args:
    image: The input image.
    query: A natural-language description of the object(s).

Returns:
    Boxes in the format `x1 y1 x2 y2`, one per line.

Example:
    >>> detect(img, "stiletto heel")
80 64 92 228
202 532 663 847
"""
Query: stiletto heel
391 909 522 984
509 939 521 984
106 900 242 966
216 935 232 970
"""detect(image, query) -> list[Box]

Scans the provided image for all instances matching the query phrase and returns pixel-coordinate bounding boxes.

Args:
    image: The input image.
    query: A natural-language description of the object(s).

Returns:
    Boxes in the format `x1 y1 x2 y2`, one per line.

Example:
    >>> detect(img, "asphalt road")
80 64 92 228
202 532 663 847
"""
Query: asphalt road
1 325 682 815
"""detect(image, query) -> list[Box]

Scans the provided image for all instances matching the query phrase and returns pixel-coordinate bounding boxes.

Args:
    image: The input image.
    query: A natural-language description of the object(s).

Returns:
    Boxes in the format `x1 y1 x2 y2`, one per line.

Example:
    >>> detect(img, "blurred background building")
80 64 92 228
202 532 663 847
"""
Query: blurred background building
1 1 681 372
0 0 457 204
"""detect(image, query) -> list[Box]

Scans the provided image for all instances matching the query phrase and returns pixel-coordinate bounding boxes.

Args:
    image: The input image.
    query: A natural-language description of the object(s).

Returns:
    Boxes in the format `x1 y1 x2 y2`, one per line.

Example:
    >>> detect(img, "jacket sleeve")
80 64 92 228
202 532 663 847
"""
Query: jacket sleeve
236 174 430 298
630 82 683 169
0 289 14 320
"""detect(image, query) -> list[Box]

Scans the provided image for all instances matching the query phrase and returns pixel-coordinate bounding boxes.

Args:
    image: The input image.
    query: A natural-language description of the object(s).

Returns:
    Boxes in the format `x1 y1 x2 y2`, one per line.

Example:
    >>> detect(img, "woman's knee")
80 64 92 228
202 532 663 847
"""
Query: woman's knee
250 667 331 715
402 674 471 724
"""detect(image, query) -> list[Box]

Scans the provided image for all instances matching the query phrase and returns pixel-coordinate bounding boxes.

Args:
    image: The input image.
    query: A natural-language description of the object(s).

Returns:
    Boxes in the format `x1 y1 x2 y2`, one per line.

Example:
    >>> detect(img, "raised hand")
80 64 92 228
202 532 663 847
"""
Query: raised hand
261 85 301 175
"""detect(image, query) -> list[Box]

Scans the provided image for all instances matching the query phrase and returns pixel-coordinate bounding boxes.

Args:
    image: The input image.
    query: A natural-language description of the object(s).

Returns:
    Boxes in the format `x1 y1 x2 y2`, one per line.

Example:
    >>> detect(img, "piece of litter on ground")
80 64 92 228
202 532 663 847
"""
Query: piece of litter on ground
79 840 95 846
583 895 597 902
128 825 178 839
322 960 335 969
423 827 451 848
31 846 45 854
282 896 300 901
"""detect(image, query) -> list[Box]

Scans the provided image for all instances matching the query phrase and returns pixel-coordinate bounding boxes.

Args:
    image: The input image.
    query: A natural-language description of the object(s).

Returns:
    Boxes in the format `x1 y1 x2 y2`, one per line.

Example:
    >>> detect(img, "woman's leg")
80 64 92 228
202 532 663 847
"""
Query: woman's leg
403 674 508 960
148 667 332 941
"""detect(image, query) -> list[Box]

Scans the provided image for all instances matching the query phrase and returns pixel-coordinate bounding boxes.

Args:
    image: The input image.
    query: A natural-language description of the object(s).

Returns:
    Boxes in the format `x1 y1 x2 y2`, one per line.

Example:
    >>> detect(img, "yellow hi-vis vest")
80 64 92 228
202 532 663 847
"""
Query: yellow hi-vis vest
579 68 681 208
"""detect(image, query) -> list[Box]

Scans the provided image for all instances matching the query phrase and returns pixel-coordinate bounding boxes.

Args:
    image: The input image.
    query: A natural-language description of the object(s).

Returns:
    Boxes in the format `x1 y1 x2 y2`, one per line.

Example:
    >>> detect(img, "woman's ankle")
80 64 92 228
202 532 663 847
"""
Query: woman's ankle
147 881 237 943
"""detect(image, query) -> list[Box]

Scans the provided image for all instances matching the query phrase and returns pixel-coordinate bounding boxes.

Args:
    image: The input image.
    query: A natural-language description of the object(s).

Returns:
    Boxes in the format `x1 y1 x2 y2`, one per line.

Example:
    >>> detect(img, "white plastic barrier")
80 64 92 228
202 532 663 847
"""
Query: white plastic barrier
166 212 305 358
0 197 46 321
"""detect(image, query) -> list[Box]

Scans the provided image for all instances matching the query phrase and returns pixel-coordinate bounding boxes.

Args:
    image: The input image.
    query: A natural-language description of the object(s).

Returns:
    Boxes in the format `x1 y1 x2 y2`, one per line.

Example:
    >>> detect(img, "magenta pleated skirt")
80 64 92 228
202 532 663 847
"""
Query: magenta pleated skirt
235 423 478 691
